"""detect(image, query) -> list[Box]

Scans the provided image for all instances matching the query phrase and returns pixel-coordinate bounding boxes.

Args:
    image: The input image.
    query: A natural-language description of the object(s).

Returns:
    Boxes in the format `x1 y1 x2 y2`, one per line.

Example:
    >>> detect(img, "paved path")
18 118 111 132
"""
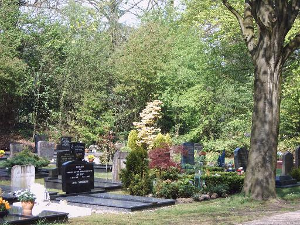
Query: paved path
241 210 300 225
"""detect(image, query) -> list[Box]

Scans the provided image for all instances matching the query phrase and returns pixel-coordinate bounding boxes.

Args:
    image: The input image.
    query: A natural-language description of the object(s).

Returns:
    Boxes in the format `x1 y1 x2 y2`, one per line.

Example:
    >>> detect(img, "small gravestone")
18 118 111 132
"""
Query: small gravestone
276 151 297 187
295 146 300 168
70 142 85 161
217 150 226 167
34 134 47 153
234 147 248 171
194 143 203 153
282 151 294 175
60 137 72 150
62 160 94 194
112 151 128 182
56 150 76 175
37 141 55 160
181 142 195 166
11 165 35 189
10 143 23 157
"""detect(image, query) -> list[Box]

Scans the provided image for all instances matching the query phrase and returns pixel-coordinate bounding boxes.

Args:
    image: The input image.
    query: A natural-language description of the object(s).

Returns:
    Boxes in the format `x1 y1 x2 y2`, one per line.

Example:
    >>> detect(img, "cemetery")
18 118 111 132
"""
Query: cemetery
1 103 300 224
0 1 300 224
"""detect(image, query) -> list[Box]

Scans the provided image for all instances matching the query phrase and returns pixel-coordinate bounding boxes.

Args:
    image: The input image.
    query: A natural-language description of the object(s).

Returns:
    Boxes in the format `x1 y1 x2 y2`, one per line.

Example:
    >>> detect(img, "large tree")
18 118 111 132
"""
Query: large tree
222 0 300 200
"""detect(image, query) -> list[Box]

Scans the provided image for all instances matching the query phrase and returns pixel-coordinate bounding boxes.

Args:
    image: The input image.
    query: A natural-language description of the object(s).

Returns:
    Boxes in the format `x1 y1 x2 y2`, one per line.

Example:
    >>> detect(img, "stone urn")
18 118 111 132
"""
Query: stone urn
21 201 34 215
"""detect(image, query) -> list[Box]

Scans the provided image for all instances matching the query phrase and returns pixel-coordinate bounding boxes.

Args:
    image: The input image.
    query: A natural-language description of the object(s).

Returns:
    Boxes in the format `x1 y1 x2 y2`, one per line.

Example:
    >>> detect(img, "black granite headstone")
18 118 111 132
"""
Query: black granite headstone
56 150 76 175
234 147 248 171
60 137 72 150
70 142 85 161
34 134 47 153
62 161 94 194
181 142 195 165
295 146 300 168
217 150 226 167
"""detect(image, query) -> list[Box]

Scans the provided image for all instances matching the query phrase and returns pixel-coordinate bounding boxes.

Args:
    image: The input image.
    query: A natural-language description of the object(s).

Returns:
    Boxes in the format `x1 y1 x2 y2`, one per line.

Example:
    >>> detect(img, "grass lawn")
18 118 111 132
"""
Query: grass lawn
47 187 300 225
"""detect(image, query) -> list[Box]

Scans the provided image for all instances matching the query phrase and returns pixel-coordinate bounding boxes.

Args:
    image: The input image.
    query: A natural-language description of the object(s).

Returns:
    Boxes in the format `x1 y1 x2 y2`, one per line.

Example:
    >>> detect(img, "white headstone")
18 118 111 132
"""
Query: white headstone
11 165 35 189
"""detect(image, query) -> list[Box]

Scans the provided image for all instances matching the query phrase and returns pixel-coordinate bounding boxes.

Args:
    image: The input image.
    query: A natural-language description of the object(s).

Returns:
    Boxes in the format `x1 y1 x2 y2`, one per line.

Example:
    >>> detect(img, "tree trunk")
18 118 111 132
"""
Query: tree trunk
243 34 283 200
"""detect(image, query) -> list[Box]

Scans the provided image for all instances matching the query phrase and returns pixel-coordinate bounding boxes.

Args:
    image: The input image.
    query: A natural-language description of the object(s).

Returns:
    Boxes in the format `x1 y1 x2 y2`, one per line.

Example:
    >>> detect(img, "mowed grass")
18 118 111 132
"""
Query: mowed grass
52 187 300 225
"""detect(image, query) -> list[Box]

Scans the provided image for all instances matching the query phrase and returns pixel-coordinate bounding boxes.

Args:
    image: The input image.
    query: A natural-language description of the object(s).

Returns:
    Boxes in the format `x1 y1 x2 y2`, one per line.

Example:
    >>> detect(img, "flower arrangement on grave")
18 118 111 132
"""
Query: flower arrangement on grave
0 198 10 212
14 189 36 202
0 150 5 157
87 154 95 162
15 189 36 215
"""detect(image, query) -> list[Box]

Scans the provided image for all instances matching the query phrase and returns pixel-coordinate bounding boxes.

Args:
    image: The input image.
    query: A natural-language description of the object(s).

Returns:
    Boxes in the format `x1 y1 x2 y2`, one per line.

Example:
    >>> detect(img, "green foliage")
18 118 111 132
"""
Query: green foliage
4 149 49 169
120 146 151 195
127 130 139 151
290 168 300 182
202 172 244 194
153 177 195 199
152 133 172 149
203 184 229 197
128 174 152 196
205 167 224 172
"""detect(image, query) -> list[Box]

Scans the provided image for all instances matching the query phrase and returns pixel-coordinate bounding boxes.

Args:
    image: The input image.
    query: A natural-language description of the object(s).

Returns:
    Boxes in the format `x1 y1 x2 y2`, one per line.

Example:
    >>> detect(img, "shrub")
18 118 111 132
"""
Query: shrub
153 177 195 199
202 172 244 194
205 166 224 172
120 140 151 196
203 184 229 197
290 168 300 181
4 149 49 170
128 174 152 196
149 144 178 170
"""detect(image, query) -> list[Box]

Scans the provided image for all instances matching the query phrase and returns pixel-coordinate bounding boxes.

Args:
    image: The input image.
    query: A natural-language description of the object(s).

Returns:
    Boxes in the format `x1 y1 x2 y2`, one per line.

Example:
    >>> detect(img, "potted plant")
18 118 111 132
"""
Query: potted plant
87 154 95 163
0 150 5 158
0 197 10 218
14 189 36 215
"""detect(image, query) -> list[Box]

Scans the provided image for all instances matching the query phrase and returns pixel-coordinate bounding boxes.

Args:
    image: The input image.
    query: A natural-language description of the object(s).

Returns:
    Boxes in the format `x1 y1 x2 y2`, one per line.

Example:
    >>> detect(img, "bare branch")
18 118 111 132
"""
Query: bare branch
283 33 300 63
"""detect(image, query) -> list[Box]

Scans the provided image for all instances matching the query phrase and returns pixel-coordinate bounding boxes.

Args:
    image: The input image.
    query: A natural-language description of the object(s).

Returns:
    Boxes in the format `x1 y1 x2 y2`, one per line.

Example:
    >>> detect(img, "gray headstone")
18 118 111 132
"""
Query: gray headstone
112 151 128 182
11 165 35 189
181 142 195 166
37 141 55 160
194 143 203 152
234 147 248 171
295 146 300 168
34 134 47 153
9 143 23 157
282 151 294 175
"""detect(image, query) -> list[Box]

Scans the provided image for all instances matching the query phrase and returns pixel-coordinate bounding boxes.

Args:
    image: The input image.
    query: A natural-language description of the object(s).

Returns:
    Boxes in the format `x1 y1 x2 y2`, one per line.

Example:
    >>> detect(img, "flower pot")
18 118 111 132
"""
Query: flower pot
21 201 34 216
0 210 8 218
0 154 4 158
88 159 94 163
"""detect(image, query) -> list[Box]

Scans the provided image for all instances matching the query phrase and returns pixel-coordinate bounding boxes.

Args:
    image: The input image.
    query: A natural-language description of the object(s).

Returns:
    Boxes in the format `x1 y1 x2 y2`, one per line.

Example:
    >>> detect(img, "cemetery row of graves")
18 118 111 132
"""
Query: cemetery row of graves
1 131 300 224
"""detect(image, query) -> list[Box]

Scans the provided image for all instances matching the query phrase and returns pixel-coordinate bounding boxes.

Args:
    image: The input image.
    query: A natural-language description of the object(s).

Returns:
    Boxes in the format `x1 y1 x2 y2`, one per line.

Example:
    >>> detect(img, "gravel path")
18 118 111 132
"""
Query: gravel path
240 210 300 225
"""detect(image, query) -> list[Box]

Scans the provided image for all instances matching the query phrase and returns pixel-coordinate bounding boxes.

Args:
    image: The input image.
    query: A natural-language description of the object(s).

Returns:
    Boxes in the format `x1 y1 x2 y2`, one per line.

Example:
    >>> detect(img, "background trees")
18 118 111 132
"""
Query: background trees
0 0 299 163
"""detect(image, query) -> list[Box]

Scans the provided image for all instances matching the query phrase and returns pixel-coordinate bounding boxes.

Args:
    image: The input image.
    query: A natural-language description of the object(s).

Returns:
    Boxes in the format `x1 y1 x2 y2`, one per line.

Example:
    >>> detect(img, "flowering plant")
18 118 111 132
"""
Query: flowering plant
87 155 95 160
0 150 5 155
0 197 10 212
14 190 36 202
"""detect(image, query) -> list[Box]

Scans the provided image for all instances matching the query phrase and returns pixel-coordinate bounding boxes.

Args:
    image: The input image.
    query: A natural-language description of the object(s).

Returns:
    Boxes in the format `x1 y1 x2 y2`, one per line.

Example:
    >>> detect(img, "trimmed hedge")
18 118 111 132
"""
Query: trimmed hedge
202 172 244 194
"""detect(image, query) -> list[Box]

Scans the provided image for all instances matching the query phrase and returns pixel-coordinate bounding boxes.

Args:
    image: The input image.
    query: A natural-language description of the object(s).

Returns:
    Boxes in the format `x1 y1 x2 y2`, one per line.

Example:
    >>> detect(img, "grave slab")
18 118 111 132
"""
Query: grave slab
0 206 68 225
56 193 175 211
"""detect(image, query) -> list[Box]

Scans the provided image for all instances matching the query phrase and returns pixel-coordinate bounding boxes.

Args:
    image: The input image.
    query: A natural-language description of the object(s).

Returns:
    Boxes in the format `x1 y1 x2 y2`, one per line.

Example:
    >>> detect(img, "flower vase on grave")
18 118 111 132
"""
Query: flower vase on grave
21 201 34 216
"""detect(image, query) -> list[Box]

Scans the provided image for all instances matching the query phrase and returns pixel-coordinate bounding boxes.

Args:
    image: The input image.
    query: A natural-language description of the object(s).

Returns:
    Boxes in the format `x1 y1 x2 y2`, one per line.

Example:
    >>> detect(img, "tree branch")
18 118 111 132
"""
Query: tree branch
222 0 256 57
283 33 300 63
